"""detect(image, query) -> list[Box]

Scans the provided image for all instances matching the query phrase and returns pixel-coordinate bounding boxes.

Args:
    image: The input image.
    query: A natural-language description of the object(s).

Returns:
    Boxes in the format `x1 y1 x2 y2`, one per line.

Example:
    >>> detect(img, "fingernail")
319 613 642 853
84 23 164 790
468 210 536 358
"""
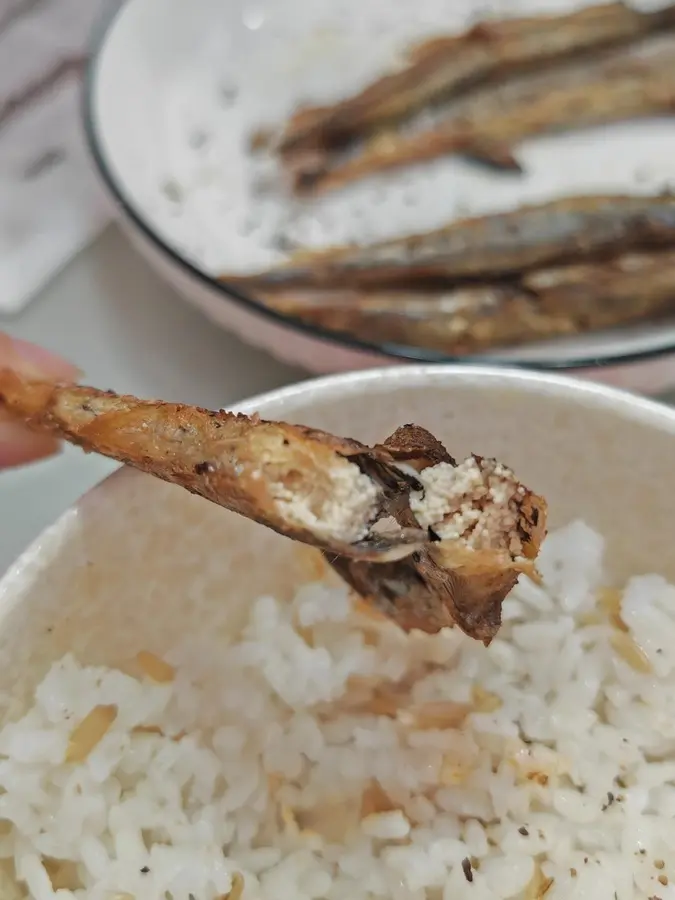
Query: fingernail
0 421 61 469
0 334 81 380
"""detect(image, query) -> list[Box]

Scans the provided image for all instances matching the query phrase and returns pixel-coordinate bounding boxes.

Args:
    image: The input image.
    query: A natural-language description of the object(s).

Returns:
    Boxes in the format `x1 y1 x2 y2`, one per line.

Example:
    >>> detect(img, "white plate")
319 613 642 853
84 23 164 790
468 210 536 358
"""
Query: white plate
84 0 675 390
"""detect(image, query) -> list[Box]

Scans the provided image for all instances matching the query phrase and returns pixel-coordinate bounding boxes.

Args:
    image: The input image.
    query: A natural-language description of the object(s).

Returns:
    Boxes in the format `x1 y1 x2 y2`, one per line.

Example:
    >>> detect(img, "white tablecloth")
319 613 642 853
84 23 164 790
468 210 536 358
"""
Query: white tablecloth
0 0 115 314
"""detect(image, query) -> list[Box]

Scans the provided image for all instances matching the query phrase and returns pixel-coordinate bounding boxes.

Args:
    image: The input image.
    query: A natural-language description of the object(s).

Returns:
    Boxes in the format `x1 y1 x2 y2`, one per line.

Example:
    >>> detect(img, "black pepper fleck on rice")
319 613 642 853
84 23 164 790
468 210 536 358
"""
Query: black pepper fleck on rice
461 858 473 883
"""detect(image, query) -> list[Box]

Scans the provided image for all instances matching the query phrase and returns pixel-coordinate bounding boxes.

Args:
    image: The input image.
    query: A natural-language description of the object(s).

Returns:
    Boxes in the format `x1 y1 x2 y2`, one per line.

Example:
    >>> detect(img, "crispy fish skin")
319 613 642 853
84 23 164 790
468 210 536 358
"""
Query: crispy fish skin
373 423 455 471
276 1 674 156
256 249 675 353
221 194 675 290
330 430 547 641
0 372 425 562
290 34 675 193
522 248 675 322
257 285 574 352
0 375 547 642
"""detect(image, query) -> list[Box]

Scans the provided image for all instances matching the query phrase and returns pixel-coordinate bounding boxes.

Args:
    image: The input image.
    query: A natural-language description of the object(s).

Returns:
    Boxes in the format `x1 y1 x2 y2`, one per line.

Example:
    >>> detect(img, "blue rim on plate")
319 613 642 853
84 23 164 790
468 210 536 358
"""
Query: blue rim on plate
81 0 675 373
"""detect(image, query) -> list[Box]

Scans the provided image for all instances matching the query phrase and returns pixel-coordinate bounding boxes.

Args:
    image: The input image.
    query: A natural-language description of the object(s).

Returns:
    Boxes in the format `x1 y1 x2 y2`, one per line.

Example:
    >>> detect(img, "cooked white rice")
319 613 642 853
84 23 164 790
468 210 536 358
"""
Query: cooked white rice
2 520 675 900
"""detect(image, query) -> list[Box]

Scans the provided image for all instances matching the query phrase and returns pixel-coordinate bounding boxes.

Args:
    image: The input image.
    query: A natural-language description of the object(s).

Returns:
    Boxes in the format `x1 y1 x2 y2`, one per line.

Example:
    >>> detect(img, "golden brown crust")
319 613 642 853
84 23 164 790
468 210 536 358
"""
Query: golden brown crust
329 533 545 643
0 373 547 642
0 370 425 561
254 247 675 354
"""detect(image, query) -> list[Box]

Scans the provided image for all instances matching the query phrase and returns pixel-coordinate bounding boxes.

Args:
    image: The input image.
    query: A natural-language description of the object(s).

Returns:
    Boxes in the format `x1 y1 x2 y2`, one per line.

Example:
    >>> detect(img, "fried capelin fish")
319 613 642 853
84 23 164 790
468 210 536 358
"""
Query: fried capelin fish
221 194 675 290
256 248 675 354
288 33 675 193
275 0 675 157
0 372 547 642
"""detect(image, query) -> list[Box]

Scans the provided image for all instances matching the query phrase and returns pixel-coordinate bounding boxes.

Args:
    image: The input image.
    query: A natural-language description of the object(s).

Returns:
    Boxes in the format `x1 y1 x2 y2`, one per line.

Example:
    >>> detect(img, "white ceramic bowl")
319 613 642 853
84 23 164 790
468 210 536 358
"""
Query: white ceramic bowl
3 364 675 727
83 0 675 393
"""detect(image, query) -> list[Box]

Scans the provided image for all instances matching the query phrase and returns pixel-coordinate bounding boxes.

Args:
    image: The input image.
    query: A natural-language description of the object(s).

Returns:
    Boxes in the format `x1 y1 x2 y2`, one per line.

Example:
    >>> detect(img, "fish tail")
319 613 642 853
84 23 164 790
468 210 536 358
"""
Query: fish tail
301 128 471 195
462 139 523 172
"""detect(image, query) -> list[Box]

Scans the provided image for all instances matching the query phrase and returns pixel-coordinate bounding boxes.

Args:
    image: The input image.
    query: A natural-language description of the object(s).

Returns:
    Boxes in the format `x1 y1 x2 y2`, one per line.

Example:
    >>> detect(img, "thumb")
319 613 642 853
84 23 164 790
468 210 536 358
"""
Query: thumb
0 334 81 469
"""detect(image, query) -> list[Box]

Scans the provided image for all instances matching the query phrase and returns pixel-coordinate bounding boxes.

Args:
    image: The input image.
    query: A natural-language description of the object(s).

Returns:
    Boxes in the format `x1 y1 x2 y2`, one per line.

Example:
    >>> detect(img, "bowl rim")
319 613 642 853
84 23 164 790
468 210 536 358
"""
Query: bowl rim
82 0 675 373
4 363 675 601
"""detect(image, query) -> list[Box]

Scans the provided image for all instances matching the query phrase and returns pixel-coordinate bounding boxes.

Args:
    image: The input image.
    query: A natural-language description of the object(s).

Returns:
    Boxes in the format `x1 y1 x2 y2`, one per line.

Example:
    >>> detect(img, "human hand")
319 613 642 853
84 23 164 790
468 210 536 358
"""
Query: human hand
0 333 80 469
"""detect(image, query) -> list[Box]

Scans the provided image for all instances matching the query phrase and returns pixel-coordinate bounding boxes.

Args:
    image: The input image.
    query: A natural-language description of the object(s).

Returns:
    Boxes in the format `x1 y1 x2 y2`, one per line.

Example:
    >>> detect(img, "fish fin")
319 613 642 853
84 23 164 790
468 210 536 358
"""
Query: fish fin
463 140 524 173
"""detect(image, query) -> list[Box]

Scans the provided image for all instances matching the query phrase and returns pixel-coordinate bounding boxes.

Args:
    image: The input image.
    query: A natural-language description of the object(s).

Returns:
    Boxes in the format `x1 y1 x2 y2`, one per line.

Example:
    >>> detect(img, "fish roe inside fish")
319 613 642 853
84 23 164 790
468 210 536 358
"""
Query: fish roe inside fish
411 456 528 557
270 452 380 544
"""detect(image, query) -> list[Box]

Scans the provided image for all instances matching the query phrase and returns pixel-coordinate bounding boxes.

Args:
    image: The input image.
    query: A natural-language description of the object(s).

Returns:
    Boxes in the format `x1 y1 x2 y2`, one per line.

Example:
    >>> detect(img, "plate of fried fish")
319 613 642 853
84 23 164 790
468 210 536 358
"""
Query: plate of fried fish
85 0 675 390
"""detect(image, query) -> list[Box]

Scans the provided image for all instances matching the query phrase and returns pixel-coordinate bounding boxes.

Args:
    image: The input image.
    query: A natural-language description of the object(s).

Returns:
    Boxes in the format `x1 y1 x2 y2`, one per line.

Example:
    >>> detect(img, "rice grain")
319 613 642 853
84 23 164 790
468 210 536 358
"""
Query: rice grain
1 519 674 900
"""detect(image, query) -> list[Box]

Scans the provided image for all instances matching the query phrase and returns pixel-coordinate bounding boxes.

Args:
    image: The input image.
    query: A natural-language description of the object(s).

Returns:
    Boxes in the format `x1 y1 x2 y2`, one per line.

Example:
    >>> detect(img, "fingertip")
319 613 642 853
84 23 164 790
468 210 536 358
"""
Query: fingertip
0 422 62 470
0 334 81 381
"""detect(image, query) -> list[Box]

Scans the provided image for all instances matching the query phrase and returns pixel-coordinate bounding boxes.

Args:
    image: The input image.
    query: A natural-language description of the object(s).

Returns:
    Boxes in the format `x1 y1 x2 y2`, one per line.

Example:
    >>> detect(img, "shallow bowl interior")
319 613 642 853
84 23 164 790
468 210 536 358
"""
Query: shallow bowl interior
85 0 675 376
2 367 675 728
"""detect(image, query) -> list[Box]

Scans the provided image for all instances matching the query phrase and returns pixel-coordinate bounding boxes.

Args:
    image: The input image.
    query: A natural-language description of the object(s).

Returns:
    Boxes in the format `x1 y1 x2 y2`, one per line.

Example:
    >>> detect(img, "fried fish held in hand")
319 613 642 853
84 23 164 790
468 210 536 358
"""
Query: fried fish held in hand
0 372 547 642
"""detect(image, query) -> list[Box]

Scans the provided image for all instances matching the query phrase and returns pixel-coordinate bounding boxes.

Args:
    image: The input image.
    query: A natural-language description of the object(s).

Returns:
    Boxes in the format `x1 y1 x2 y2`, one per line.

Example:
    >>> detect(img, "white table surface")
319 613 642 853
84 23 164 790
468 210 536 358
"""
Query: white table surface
0 226 304 576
